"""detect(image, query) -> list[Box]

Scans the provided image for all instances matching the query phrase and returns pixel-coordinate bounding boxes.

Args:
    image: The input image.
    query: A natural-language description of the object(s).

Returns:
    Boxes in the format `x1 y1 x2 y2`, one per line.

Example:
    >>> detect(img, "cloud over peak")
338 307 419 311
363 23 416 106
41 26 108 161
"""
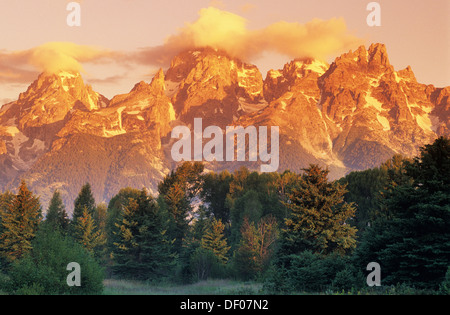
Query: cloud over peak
0 42 115 83
136 7 363 66
27 42 114 74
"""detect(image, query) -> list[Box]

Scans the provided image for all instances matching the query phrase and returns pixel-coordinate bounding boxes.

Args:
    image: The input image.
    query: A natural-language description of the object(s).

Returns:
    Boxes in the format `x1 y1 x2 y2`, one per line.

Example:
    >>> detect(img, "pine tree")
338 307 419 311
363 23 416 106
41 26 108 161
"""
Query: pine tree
71 183 95 232
93 203 108 262
164 181 190 251
201 218 230 264
158 162 204 252
0 180 42 262
354 137 450 289
113 198 139 268
113 189 177 280
281 165 357 256
105 187 141 262
44 190 69 233
74 206 106 257
94 203 107 232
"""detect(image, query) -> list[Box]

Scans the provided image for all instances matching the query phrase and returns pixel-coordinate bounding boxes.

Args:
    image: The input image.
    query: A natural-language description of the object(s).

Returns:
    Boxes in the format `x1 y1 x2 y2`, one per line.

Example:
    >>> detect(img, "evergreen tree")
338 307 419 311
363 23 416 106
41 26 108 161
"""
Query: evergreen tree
377 154 413 220
44 190 69 234
71 183 96 231
113 198 139 270
93 203 108 263
280 165 357 256
163 181 190 251
201 218 230 264
113 189 177 280
354 137 450 289
158 162 204 252
74 206 107 258
105 187 141 263
94 203 107 232
340 154 412 235
0 180 42 262
191 205 210 242
0 191 14 215
340 168 386 234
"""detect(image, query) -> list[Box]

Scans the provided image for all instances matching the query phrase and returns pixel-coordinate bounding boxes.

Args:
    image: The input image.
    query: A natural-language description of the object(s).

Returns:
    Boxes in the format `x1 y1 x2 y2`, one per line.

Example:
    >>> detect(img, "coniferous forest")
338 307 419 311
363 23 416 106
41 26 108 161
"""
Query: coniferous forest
0 137 449 295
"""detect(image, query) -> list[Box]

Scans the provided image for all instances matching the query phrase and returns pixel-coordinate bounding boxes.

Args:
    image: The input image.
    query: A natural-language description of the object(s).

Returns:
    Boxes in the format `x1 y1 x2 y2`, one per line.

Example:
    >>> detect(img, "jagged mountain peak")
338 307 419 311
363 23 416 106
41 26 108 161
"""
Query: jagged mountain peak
0 70 110 137
149 68 166 94
263 57 328 103
110 69 167 108
367 43 390 64
280 58 329 81
330 43 393 76
163 46 264 124
130 80 151 93
18 70 104 110
19 71 81 100
165 47 227 82
165 46 262 82
244 43 449 174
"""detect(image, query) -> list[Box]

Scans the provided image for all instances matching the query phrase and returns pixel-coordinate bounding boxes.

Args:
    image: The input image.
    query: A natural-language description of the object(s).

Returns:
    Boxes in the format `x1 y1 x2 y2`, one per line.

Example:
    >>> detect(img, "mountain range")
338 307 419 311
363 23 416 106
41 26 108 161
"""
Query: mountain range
0 43 448 212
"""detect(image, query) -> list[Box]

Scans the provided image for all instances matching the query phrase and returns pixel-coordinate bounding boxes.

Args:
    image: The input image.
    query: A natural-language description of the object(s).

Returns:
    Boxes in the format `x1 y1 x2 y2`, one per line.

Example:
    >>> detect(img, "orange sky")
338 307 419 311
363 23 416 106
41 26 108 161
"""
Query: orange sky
0 0 449 103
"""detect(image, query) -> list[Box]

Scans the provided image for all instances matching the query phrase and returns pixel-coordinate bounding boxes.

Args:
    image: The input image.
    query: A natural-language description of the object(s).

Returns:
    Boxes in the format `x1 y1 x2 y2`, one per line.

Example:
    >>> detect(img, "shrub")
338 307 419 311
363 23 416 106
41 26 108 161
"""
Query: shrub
2 227 104 295
331 267 359 292
190 247 228 281
263 251 353 293
262 264 293 294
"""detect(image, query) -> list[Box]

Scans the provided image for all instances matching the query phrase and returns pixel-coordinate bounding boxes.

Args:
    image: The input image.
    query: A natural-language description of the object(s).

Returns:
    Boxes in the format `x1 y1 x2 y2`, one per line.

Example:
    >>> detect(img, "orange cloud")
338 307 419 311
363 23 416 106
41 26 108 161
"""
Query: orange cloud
251 18 363 60
137 7 363 65
0 42 116 82
27 42 115 73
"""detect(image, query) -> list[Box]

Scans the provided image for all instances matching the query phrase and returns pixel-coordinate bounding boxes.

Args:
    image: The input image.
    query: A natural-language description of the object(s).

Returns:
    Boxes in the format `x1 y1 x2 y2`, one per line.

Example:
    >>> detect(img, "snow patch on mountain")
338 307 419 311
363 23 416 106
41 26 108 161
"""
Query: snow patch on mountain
303 60 329 76
365 94 386 112
377 114 391 131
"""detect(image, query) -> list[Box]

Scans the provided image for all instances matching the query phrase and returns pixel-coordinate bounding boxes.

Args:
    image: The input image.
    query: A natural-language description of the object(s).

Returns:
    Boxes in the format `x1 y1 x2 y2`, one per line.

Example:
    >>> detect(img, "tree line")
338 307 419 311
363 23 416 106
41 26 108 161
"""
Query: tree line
0 137 449 294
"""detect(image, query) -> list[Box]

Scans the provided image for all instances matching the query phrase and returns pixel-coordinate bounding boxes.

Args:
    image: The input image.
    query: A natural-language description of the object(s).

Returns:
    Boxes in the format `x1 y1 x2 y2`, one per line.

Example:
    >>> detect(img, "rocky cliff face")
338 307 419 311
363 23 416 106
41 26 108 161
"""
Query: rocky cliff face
165 47 266 127
237 43 447 175
0 71 108 190
0 69 175 209
0 43 448 212
318 43 442 169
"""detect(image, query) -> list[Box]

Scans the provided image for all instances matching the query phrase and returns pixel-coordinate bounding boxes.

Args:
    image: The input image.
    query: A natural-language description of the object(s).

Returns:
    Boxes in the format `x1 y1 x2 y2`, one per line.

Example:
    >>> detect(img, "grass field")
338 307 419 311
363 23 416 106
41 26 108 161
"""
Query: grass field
103 279 263 295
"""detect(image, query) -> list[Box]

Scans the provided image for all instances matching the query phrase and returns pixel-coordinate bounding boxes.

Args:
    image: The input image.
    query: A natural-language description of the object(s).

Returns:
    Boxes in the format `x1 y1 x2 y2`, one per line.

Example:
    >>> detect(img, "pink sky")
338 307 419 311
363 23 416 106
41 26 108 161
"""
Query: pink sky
0 0 449 102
